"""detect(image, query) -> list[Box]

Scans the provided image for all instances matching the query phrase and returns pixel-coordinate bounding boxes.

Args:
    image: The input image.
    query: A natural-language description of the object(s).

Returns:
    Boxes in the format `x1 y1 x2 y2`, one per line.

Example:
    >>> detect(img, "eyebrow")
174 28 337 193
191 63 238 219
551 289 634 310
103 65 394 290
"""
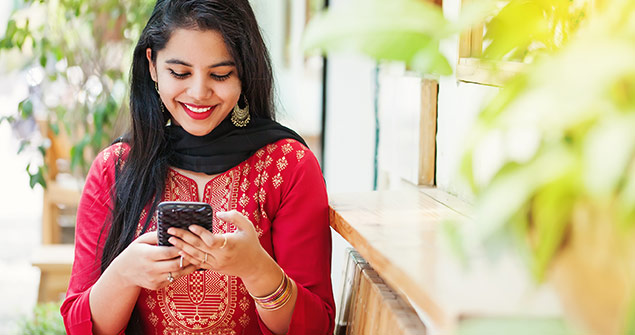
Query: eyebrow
165 59 235 68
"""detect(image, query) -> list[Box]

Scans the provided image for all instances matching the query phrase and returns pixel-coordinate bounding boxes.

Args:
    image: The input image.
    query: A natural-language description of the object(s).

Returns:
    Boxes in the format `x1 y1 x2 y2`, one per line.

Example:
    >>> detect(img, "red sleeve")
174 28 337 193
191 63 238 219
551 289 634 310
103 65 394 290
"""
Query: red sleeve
257 143 336 335
60 144 124 334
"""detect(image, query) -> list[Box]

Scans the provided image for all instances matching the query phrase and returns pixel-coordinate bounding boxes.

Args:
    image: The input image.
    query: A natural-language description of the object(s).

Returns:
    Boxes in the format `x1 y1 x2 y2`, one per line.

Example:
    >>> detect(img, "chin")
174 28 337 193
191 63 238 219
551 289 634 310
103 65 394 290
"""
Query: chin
177 120 219 137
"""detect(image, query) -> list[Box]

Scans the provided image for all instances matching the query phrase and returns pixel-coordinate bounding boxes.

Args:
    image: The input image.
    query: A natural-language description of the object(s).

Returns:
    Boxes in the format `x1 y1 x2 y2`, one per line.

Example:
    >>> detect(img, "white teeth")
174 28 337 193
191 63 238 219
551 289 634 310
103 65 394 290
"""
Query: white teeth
184 104 212 113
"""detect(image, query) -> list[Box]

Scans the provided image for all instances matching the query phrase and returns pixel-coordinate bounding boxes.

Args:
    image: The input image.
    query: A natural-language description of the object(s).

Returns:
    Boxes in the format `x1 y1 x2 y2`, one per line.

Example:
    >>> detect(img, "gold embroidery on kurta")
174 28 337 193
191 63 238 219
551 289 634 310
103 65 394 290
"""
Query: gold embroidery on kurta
264 155 273 168
296 149 305 162
272 173 283 189
266 143 278 154
277 156 288 171
282 143 293 155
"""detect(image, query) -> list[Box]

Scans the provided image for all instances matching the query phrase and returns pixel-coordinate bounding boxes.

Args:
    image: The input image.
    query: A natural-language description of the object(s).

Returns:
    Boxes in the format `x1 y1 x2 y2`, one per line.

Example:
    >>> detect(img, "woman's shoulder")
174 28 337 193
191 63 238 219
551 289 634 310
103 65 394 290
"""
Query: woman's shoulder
88 141 131 178
99 141 131 165
249 138 314 169
240 138 322 189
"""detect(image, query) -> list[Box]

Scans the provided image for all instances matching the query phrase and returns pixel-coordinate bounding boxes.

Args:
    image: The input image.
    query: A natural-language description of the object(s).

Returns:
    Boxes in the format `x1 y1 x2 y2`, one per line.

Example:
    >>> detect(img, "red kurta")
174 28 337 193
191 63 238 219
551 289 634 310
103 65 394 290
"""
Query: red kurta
61 139 335 334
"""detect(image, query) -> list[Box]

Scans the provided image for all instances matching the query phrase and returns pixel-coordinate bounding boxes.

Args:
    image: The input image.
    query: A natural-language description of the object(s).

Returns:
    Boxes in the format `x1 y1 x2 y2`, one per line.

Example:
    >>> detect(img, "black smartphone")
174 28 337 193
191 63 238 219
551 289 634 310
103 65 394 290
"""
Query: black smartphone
157 201 214 246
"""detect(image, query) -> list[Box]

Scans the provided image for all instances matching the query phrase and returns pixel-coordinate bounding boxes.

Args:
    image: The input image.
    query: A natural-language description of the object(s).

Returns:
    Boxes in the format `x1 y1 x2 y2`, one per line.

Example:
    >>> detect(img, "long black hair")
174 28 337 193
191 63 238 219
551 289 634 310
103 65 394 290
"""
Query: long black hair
99 0 274 331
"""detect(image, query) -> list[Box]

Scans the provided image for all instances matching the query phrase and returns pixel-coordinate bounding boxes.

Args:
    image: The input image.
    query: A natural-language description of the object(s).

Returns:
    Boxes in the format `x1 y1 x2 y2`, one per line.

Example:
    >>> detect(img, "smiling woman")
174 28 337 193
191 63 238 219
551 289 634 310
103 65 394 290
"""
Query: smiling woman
59 1 335 334
147 29 242 136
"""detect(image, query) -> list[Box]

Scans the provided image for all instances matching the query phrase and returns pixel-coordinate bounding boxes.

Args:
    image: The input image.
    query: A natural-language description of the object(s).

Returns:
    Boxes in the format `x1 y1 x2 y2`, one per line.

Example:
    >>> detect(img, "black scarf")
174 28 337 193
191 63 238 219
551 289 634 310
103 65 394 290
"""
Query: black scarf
166 117 307 175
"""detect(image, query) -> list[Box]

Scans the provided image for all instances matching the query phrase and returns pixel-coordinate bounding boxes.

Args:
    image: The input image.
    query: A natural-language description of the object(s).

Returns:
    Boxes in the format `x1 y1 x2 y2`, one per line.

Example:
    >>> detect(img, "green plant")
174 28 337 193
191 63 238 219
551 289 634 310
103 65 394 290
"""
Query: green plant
483 0 590 62
0 0 154 187
304 0 635 332
460 1 635 332
18 301 65 335
303 0 494 76
461 0 635 281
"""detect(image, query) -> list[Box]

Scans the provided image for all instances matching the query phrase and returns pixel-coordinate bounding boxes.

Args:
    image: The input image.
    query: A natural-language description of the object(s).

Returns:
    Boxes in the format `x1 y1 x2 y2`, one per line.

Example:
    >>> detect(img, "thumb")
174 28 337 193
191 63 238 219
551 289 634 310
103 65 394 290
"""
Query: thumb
216 210 253 232
135 231 158 245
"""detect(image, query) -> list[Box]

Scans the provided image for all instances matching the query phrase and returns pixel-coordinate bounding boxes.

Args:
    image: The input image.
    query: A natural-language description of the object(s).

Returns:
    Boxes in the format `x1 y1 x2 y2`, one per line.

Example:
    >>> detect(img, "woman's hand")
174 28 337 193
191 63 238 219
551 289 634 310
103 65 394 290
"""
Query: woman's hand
112 231 198 290
167 210 273 281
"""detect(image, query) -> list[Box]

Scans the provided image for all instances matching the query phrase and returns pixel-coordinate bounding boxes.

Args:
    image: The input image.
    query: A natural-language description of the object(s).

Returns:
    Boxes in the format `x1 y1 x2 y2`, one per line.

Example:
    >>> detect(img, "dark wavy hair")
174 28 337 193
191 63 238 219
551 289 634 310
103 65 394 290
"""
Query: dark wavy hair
99 0 273 331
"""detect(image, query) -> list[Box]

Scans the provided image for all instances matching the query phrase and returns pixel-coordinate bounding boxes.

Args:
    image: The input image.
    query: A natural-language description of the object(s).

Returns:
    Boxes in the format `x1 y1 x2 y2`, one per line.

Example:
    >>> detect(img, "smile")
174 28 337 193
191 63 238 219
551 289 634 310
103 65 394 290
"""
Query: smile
181 102 213 113
179 102 216 120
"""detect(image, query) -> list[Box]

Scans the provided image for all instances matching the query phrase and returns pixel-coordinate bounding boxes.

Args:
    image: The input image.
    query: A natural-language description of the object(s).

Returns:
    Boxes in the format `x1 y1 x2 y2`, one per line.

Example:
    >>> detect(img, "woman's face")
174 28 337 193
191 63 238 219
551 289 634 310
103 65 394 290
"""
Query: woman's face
147 28 241 136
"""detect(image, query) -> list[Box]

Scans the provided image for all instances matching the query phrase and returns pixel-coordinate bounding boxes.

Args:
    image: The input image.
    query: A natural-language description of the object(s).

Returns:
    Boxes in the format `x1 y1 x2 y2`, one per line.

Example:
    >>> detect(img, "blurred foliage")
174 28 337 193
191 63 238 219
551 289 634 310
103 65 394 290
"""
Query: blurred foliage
303 0 495 76
18 301 65 335
483 0 591 62
462 0 635 286
0 0 154 187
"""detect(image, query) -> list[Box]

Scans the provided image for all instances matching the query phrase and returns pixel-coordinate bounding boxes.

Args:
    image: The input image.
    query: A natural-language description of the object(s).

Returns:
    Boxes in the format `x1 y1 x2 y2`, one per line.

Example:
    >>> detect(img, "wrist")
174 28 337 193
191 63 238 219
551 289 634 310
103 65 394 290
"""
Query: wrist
107 249 140 290
241 250 283 297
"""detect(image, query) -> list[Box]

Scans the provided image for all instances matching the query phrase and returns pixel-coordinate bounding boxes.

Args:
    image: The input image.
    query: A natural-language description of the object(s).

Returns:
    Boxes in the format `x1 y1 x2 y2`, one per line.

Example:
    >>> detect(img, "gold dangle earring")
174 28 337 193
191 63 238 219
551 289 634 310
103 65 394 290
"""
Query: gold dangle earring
231 96 250 127
155 81 171 126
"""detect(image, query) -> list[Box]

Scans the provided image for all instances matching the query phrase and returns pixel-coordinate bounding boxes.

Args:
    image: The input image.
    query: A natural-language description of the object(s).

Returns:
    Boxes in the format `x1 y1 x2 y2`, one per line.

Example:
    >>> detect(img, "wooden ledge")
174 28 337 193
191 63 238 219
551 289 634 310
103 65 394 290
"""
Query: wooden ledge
329 186 562 334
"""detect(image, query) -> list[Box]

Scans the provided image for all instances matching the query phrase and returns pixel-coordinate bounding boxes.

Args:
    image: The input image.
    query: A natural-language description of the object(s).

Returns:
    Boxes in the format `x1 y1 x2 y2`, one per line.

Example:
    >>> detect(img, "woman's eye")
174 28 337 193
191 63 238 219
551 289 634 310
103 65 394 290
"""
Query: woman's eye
169 69 189 78
211 72 232 81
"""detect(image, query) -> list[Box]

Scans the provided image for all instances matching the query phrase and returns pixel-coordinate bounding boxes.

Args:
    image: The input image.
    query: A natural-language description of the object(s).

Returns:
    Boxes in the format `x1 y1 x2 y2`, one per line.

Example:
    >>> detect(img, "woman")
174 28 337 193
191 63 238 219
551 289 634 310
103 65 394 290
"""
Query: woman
60 1 335 334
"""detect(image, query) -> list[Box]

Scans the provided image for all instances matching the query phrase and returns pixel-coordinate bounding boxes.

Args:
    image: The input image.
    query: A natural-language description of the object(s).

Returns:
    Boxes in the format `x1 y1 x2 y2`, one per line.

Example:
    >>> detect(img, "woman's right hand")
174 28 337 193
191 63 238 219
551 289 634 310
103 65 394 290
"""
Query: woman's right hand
112 231 198 290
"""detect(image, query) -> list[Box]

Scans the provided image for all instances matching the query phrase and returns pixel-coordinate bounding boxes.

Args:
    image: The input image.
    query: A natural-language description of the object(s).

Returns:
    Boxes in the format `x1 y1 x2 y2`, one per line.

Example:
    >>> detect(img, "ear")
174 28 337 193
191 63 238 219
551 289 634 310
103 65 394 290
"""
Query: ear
146 48 157 82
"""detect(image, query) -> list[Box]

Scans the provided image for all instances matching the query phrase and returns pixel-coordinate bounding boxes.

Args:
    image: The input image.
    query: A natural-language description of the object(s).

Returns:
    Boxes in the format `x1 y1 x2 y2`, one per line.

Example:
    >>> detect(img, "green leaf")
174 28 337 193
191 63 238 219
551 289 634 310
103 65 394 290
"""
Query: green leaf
18 98 33 119
17 140 30 154
529 177 576 281
49 122 60 136
303 0 454 75
38 144 46 157
3 19 17 41
26 164 47 189
411 47 452 76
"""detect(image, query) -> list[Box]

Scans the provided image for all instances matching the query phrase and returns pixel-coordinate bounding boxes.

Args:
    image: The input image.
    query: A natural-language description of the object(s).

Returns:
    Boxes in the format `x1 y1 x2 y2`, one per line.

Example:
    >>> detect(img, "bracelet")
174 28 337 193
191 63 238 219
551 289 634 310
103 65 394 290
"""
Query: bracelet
249 271 293 311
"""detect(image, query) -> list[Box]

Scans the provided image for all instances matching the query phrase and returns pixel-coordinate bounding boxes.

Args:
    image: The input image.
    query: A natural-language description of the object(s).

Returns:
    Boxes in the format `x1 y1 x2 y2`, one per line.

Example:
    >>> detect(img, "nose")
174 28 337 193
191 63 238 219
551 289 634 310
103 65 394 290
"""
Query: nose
187 75 213 101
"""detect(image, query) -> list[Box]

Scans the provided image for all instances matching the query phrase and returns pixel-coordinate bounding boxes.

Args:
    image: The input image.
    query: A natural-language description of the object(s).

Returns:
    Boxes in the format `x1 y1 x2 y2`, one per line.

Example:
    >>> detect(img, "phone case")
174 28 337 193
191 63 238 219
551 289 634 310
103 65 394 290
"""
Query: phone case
157 201 214 246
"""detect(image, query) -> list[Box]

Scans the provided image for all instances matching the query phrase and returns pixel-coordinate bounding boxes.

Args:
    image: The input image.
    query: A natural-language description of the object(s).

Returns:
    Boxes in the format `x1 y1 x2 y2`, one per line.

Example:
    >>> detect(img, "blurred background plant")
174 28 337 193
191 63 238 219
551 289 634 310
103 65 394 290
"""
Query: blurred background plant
305 0 634 333
461 0 635 332
17 300 65 335
482 0 590 62
0 0 154 188
303 0 493 76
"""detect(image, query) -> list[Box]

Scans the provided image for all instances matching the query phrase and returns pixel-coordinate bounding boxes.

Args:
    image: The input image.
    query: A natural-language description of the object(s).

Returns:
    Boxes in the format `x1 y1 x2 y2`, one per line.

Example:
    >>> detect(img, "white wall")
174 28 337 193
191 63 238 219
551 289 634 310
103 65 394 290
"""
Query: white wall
251 0 323 138
436 0 500 201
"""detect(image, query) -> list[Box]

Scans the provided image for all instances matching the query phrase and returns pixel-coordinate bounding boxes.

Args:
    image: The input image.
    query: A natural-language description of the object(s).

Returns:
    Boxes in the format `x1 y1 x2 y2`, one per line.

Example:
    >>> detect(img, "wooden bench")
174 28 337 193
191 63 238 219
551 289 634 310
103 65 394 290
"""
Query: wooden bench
329 186 564 335
31 244 74 302
336 248 427 335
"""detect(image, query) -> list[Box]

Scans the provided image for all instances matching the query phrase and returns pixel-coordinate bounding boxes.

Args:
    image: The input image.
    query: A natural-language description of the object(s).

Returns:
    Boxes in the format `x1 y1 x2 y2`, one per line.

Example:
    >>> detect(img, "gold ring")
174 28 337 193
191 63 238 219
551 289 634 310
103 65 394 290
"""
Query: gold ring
219 235 228 249
167 272 174 283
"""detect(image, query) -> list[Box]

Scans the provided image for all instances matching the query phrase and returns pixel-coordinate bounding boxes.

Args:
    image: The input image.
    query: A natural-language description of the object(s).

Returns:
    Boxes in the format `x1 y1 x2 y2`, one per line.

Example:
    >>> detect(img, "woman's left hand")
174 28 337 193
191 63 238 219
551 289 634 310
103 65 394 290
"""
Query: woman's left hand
167 210 272 280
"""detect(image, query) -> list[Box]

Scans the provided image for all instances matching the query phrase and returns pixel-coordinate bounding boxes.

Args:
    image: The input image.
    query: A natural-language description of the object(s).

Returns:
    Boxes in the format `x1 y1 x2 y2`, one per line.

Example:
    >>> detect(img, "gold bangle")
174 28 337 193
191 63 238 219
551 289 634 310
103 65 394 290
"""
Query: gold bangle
250 271 293 310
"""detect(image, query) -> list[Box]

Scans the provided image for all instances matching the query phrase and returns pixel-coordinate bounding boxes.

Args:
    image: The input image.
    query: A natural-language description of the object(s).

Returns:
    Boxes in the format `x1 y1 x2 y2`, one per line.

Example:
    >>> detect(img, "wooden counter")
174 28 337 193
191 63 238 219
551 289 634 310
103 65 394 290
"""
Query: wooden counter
329 186 563 335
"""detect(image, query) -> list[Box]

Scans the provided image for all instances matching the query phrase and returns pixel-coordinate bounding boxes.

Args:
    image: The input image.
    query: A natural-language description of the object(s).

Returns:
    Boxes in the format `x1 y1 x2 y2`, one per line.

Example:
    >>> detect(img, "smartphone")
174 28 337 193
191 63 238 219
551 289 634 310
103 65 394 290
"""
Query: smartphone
157 201 214 246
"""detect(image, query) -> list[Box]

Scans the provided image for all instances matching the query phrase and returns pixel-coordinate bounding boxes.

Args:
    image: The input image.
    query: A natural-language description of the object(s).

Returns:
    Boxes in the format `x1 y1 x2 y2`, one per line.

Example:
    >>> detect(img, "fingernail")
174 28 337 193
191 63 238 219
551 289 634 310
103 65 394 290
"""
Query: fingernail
168 237 175 244
167 228 174 234
216 211 228 218
188 225 198 232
